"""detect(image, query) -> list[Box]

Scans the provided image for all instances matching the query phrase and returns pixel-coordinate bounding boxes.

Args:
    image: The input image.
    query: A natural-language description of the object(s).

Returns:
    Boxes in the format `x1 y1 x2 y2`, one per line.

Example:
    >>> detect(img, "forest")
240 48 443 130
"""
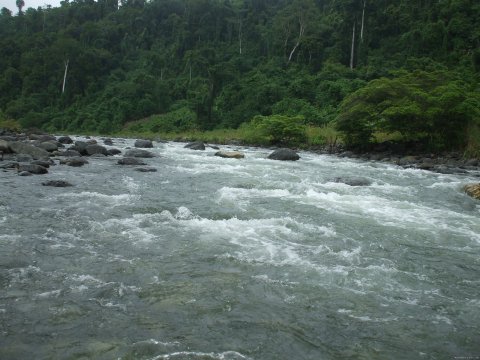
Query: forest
0 0 479 154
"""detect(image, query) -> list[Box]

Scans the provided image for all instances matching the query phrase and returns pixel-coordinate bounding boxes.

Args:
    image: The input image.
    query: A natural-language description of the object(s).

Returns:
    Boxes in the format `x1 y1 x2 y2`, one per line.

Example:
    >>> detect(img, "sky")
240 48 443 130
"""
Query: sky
2 0 62 13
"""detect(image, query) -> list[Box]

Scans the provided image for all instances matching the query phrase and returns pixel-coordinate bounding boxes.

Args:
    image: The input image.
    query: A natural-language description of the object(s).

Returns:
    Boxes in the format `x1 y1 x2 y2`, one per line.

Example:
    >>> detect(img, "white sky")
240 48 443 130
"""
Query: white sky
1 0 62 13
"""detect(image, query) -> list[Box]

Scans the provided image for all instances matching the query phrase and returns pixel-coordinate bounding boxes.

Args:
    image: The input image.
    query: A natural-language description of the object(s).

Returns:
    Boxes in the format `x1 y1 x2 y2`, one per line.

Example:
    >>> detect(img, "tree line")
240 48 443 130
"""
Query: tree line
0 0 479 153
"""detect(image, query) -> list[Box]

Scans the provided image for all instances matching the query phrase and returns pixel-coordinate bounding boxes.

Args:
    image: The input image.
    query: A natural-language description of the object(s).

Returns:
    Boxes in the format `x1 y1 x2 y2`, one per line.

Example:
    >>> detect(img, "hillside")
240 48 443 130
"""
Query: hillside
1 0 479 152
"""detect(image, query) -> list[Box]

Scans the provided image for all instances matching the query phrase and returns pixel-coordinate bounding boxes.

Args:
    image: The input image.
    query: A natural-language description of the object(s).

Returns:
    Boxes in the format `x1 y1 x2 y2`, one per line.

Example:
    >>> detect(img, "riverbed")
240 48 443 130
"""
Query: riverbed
1 138 479 359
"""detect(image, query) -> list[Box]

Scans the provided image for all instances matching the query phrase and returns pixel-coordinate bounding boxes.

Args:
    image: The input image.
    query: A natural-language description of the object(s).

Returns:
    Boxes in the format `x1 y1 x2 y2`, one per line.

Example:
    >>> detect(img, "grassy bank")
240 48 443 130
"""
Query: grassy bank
115 124 340 150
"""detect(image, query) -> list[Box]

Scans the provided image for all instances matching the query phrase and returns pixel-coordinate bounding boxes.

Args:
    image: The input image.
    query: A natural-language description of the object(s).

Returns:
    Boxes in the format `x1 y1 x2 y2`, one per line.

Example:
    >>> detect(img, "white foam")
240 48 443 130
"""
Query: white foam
58 191 138 205
36 289 62 299
216 187 290 210
122 175 140 192
149 351 252 360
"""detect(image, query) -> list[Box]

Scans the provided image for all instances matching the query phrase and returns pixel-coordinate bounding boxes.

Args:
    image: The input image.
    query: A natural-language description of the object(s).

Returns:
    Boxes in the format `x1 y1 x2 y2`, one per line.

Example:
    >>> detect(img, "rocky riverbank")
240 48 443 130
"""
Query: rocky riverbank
1 128 479 199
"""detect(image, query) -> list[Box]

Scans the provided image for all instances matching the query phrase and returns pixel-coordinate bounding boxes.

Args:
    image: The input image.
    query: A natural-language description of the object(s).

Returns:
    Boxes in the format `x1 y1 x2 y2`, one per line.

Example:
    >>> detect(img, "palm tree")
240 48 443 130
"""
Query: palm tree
16 0 25 14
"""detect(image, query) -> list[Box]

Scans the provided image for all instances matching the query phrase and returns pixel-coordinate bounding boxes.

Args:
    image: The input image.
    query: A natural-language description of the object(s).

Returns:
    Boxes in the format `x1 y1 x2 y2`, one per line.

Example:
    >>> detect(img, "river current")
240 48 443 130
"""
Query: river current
1 138 479 359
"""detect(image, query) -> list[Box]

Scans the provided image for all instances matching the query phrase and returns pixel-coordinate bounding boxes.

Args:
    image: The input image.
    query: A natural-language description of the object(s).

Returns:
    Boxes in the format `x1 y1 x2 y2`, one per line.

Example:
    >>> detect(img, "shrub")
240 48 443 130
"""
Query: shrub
245 114 307 146
336 70 480 151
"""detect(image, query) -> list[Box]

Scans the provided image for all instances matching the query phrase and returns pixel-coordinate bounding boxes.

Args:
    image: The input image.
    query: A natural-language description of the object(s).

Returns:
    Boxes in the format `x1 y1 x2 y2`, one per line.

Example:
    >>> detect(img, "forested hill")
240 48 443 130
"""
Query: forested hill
1 0 479 151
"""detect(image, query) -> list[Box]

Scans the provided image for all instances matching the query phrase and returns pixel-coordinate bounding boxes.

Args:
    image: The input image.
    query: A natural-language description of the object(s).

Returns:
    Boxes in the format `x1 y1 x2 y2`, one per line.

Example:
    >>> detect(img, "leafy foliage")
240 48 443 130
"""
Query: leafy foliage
244 114 307 146
0 0 478 153
336 70 480 150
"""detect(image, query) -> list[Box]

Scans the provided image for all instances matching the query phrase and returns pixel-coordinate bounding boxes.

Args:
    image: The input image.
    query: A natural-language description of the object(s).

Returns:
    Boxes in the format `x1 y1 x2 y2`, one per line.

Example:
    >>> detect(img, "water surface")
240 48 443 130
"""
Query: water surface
1 139 479 359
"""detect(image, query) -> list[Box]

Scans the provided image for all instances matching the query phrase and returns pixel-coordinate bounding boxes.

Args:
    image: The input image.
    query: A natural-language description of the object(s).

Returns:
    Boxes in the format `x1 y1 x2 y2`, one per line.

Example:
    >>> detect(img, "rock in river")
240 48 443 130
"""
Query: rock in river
215 151 245 159
42 180 73 187
134 139 153 148
124 149 155 158
8 141 50 160
17 164 48 175
184 141 205 151
333 177 372 186
85 144 108 156
464 183 480 200
60 157 89 167
267 148 300 161
117 157 147 166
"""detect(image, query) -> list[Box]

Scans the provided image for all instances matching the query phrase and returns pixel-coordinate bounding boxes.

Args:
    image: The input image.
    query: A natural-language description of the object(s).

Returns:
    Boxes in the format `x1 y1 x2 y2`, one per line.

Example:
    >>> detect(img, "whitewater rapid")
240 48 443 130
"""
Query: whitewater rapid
0 138 479 359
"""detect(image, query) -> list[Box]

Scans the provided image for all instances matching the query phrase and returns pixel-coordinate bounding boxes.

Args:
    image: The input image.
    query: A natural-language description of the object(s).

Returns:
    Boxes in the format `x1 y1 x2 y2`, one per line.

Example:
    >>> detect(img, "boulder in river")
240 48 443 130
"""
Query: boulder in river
31 159 53 168
215 151 245 159
103 138 114 146
107 148 122 156
60 157 89 167
42 180 73 187
60 149 81 157
85 144 108 156
17 164 48 175
124 149 155 158
70 141 88 155
18 171 33 176
134 139 153 148
0 139 10 153
16 154 33 162
8 141 50 160
464 183 480 200
117 157 147 165
37 141 59 152
184 141 205 151
58 136 73 144
267 148 300 161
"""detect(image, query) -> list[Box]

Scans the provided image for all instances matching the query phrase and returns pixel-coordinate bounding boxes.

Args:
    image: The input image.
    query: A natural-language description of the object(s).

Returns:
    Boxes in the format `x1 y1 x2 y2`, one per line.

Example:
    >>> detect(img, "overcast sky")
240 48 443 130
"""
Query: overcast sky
2 0 62 13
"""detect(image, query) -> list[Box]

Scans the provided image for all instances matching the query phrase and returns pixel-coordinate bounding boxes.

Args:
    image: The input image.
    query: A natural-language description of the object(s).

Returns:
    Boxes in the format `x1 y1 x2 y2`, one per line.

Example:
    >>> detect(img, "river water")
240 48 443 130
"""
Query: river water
1 138 479 359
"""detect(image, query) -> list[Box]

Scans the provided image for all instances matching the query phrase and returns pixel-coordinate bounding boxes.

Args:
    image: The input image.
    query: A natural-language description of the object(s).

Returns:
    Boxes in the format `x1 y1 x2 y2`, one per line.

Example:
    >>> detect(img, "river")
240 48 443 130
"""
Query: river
1 138 479 359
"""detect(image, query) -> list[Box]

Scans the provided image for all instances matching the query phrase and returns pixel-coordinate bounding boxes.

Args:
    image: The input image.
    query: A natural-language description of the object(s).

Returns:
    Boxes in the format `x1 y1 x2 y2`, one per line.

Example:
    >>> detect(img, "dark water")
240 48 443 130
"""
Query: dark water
1 138 479 359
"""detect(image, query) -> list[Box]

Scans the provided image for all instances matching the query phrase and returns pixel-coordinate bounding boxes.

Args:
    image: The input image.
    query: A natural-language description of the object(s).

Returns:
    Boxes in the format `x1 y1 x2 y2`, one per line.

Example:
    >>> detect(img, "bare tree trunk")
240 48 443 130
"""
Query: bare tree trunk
238 20 242 55
360 0 366 42
62 59 69 94
287 21 305 64
350 22 356 70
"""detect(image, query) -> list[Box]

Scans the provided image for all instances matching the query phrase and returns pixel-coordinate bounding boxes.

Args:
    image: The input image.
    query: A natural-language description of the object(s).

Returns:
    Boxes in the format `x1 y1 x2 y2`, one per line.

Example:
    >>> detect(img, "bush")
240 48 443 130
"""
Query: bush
336 70 480 151
244 114 307 146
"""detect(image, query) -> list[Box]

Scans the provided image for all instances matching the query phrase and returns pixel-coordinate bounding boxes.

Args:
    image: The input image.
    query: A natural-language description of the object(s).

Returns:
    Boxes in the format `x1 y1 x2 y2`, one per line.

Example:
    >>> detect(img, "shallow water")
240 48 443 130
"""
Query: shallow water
1 138 479 359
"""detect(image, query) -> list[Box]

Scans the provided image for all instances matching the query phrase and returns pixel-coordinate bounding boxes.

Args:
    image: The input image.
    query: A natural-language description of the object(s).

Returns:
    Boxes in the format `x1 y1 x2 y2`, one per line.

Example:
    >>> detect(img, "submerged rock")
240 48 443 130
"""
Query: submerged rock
134 167 157 172
184 141 205 151
215 151 245 159
103 138 114 146
464 183 480 200
267 148 300 161
333 177 372 186
42 180 73 187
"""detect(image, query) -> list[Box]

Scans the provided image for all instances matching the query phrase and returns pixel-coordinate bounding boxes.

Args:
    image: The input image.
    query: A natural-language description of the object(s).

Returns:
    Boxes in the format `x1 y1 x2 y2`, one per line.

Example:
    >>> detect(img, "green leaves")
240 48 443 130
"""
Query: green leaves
247 114 307 146
336 70 479 150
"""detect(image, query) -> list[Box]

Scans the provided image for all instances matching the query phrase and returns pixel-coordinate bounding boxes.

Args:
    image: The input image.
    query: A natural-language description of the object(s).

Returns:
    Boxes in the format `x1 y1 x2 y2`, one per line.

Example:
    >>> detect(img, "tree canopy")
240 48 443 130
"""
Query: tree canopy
0 0 479 152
